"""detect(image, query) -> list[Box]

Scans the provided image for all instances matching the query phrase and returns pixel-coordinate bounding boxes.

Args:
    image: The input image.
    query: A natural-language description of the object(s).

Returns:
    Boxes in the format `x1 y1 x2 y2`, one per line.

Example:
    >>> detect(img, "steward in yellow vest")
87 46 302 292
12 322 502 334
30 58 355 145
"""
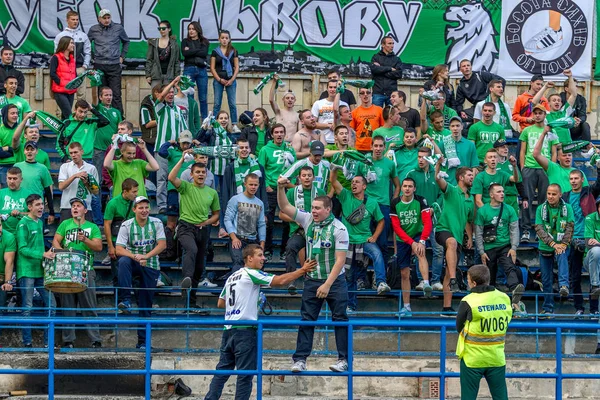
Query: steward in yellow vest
456 264 512 400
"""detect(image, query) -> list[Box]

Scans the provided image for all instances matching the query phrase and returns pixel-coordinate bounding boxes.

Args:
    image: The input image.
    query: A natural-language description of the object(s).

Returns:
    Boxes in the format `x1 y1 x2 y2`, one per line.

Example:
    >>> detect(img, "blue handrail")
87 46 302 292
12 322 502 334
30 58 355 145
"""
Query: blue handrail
0 317 599 399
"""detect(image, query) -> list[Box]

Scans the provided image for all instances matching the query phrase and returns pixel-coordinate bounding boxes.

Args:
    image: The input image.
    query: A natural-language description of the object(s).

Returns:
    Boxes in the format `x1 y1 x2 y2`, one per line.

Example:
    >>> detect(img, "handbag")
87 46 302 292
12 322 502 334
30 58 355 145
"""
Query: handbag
110 200 133 238
346 196 368 225
483 203 504 243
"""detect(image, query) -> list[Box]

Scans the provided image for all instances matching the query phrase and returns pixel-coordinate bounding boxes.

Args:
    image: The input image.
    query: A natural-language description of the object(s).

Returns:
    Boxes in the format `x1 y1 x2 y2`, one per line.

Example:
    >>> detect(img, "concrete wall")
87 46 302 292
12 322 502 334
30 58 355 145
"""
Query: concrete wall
20 69 600 138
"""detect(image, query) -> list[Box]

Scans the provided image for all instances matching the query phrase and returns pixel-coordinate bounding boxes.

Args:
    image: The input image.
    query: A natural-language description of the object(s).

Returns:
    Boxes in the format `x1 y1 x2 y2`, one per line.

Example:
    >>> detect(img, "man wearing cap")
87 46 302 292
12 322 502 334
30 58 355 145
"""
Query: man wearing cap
438 116 479 185
52 197 103 348
58 141 99 222
468 102 506 164
512 74 550 132
158 130 195 232
87 9 129 115
282 141 330 192
13 141 55 226
169 155 220 313
116 196 166 349
519 104 558 242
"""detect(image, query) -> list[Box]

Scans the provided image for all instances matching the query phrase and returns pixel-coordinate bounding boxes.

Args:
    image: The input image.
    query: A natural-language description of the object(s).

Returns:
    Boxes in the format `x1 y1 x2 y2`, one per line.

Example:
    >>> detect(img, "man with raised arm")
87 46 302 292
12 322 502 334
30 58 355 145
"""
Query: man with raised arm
269 75 299 141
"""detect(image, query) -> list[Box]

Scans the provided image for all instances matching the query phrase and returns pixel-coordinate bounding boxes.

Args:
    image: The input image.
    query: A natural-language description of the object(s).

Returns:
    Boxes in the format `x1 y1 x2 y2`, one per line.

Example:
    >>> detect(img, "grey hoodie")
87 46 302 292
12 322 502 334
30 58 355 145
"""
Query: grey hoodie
54 27 91 68
87 22 130 65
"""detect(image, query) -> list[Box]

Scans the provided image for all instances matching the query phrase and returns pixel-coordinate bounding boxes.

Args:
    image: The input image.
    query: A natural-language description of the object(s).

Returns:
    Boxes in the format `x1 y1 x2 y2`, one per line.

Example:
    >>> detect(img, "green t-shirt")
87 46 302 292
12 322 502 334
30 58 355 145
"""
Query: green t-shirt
519 125 557 169
56 219 102 255
546 104 572 144
111 159 149 197
104 194 135 240
94 104 122 150
255 127 266 155
325 145 354 190
546 161 588 194
426 126 451 147
406 168 441 210
286 186 326 235
0 124 17 165
0 187 31 234
535 202 574 253
13 161 52 197
0 230 16 275
0 95 31 123
584 212 600 243
373 126 405 149
467 121 506 163
366 157 397 206
392 146 418 180
471 170 512 205
59 116 99 159
166 147 193 191
338 188 383 244
258 141 297 188
176 180 220 224
16 215 45 279
436 184 474 246
390 195 428 242
475 203 518 251
15 141 51 168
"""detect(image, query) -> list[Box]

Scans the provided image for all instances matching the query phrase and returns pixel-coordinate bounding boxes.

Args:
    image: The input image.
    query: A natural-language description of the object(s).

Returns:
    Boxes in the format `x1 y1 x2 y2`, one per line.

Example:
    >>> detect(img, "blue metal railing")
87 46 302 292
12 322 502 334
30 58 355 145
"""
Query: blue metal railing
1 317 600 399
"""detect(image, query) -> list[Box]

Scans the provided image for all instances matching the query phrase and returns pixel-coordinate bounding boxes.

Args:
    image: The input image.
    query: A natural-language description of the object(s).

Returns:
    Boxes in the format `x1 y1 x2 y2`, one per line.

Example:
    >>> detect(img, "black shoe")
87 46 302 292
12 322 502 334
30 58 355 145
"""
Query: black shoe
189 305 211 316
288 282 297 295
63 342 74 349
206 247 215 263
181 277 192 296
91 341 102 348
591 286 600 300
440 307 456 317
174 378 192 397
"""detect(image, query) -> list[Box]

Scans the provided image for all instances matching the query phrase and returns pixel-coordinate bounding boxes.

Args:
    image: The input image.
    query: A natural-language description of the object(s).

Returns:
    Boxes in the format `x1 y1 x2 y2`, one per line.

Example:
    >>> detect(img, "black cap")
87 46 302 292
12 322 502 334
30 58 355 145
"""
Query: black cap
493 139 508 148
531 74 544 82
310 141 325 156
69 197 86 209
24 140 37 149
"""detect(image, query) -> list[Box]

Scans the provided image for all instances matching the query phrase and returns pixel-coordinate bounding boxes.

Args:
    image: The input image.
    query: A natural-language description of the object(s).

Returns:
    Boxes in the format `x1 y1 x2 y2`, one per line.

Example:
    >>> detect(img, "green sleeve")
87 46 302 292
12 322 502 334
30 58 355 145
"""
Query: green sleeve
5 231 16 252
371 199 384 222
41 152 51 169
286 188 295 205
469 143 479 167
41 166 53 188
139 160 149 178
258 147 267 166
188 98 200 134
519 130 528 142
585 216 594 239
16 221 43 261
104 201 115 221
56 220 67 238
507 205 518 223
211 189 220 211
338 188 350 203
471 174 483 195
388 159 397 178
535 205 543 225
474 206 485 226
90 224 102 239
467 124 477 141
567 204 575 223
499 126 506 140
176 180 188 194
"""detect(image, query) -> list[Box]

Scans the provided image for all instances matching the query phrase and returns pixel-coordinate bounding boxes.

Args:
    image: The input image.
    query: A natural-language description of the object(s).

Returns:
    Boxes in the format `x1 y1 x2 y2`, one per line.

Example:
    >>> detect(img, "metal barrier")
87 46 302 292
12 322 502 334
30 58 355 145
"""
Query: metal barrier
0 317 599 399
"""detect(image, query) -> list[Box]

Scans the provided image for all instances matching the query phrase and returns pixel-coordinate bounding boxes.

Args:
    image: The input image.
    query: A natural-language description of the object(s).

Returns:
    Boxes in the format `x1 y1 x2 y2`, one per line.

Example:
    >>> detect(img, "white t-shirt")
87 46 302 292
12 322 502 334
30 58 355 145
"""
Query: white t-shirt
57 160 99 210
311 98 348 144
219 267 274 330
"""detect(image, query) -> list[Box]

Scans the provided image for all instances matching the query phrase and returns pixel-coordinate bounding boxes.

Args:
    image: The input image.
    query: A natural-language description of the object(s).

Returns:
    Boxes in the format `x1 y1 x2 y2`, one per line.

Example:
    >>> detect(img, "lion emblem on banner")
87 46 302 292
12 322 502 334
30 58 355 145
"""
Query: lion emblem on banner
444 1 498 75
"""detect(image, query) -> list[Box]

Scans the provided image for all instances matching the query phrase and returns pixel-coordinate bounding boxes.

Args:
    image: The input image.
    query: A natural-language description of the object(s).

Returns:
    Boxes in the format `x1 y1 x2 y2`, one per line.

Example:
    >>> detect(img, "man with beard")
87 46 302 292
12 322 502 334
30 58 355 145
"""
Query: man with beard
291 110 326 159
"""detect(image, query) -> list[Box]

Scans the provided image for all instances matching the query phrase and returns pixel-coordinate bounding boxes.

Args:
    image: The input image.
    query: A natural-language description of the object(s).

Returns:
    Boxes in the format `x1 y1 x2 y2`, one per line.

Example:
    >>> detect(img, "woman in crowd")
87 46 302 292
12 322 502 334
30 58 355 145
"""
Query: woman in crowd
239 108 271 155
50 37 77 120
210 30 239 127
423 64 456 109
198 110 234 188
182 21 210 121
145 20 181 89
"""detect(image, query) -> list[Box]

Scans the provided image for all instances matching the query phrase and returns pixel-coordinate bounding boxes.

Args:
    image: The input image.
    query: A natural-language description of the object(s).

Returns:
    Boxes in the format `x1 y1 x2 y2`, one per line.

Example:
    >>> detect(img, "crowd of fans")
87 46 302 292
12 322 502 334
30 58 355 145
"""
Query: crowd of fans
0 9 598 365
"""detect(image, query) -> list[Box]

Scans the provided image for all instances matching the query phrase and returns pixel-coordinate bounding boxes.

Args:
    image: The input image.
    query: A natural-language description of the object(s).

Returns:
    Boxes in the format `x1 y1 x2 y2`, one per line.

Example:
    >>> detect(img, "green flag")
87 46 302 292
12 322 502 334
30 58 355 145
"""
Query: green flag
87 70 104 87
65 70 89 90
35 110 64 133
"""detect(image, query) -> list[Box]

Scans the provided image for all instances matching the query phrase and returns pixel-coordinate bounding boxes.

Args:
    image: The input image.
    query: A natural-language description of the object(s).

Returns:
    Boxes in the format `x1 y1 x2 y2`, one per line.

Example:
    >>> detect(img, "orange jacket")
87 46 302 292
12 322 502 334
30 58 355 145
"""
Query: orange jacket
512 92 549 131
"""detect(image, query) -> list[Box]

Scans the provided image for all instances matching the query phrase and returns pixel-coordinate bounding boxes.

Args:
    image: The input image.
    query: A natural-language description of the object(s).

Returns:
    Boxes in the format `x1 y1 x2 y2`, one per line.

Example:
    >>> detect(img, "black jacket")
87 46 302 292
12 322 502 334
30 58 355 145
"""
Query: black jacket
139 94 157 145
0 64 24 95
370 50 403 97
560 92 587 123
239 125 272 155
181 38 209 69
455 71 505 113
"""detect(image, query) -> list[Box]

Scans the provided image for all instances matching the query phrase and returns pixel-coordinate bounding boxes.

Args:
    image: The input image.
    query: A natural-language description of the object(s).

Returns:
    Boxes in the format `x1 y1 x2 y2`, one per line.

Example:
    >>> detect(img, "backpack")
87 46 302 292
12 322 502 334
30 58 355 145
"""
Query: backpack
386 256 402 289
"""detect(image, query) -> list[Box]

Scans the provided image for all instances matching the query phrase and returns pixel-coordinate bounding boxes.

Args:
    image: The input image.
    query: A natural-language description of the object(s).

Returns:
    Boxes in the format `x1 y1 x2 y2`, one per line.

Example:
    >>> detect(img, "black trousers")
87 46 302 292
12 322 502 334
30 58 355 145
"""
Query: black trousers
483 245 520 289
54 92 74 120
94 63 123 115
265 191 289 254
570 122 591 142
178 220 210 303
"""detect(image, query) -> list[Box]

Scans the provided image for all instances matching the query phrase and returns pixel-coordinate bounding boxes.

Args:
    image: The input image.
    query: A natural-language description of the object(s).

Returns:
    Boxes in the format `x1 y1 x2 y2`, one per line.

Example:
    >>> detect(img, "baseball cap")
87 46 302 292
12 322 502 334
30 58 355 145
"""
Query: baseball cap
134 196 150 205
531 74 544 82
532 104 547 113
449 116 463 124
69 197 86 209
179 130 193 144
98 9 111 18
493 139 508 148
310 141 325 156
24 140 37 149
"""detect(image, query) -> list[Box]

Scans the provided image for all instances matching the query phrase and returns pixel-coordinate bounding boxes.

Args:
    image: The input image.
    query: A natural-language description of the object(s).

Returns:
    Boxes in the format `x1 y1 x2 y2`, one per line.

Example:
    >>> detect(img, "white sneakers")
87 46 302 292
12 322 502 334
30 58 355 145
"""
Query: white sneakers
198 278 217 288
525 27 563 55
291 359 349 373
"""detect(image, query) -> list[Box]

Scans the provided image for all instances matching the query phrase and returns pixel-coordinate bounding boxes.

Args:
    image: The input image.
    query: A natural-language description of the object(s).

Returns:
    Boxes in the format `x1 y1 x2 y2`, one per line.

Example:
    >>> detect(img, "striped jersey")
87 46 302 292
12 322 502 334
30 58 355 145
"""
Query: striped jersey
219 267 274 330
116 217 166 270
294 210 348 279
282 158 330 192
154 99 188 151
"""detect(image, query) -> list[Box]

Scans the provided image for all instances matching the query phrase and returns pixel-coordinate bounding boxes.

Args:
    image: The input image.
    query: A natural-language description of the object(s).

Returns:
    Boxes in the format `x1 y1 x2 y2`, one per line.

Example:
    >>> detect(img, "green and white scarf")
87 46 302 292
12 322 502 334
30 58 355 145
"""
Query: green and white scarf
211 120 233 175
234 156 261 194
337 78 375 93
294 185 317 211
540 199 569 242
306 213 336 256
486 94 511 131
193 145 238 159
332 151 376 182
561 140 589 154
442 135 461 168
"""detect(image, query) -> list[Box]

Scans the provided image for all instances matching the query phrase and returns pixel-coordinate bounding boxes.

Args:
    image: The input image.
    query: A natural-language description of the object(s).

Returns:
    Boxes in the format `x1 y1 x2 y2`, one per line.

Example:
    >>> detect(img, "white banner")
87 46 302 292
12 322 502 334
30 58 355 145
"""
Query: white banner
499 0 593 80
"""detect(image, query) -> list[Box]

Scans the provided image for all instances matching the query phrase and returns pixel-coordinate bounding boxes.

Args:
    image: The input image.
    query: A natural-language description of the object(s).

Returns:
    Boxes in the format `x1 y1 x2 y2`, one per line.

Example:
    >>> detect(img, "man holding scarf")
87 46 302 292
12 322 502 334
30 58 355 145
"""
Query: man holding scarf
534 184 574 316
277 175 349 374
438 116 479 185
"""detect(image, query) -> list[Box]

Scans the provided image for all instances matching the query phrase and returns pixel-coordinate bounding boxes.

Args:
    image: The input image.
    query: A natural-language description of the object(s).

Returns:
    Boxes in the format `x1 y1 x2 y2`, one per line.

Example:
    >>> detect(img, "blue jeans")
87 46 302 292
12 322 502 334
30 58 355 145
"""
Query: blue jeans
212 79 238 123
183 66 208 120
539 251 569 313
346 242 386 310
585 247 600 287
375 205 391 262
372 94 391 108
19 277 56 346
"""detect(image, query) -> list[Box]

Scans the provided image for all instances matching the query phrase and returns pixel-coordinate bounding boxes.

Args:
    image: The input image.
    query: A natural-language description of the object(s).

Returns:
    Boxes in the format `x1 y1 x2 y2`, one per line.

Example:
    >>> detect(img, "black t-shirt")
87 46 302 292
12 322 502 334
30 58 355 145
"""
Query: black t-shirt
211 48 238 79
320 90 356 107
399 108 420 130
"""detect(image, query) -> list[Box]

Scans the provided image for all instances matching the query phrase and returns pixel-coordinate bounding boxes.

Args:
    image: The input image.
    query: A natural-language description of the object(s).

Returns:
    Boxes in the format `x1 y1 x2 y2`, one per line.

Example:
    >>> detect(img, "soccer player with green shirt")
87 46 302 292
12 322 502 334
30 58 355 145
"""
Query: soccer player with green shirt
367 135 400 261
546 69 577 145
434 158 475 315
16 194 56 347
0 76 31 123
519 103 558 241
55 100 110 160
0 167 32 234
472 148 519 208
0 222 16 316
93 87 122 190
532 124 588 194
169 155 220 312
52 197 103 348
534 184 574 315
104 137 159 198
467 102 505 164
277 175 350 374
